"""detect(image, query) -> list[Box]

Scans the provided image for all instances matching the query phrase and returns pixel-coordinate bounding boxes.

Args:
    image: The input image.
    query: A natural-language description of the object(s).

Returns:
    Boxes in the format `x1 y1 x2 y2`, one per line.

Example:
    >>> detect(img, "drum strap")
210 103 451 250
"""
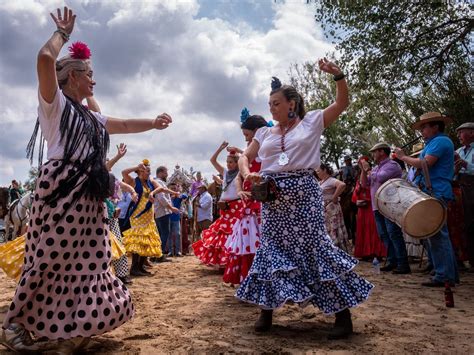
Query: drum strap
420 158 433 196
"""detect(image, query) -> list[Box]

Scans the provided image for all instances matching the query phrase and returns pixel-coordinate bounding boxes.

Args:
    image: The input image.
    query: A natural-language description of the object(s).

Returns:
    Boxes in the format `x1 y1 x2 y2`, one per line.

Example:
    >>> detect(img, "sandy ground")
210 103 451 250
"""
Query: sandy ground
0 255 473 354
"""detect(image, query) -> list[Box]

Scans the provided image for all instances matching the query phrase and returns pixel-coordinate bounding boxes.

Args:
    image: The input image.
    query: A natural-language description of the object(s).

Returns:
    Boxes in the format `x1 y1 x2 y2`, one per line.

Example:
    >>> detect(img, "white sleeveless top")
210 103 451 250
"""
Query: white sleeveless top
254 110 324 174
220 169 239 201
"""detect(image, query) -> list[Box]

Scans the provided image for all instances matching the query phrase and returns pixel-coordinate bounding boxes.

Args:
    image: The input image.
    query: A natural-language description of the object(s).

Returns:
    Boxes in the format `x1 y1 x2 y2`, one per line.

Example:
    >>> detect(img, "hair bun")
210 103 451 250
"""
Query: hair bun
271 77 282 91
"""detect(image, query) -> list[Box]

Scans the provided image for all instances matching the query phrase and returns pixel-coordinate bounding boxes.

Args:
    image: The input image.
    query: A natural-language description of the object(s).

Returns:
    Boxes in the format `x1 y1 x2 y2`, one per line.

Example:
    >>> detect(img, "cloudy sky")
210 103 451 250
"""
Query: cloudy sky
0 0 333 187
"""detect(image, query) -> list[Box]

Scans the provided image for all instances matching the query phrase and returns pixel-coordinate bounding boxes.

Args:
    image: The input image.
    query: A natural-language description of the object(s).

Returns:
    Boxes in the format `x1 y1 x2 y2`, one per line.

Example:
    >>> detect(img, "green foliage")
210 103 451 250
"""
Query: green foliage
308 0 473 149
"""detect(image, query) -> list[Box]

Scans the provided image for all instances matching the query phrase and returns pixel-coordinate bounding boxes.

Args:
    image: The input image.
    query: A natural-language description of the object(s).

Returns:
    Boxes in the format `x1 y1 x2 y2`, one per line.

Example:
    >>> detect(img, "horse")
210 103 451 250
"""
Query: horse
4 191 33 241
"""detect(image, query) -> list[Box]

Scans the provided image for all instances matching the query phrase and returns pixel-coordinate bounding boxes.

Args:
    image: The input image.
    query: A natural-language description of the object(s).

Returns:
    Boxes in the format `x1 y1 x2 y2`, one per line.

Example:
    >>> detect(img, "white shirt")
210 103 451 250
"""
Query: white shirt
153 177 172 218
254 110 324 174
196 191 213 222
220 169 239 201
38 88 107 160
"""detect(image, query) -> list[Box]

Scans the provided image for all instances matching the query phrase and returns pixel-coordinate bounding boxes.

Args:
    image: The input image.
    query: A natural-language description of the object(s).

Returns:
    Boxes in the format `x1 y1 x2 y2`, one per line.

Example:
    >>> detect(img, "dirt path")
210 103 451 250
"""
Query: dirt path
0 256 473 354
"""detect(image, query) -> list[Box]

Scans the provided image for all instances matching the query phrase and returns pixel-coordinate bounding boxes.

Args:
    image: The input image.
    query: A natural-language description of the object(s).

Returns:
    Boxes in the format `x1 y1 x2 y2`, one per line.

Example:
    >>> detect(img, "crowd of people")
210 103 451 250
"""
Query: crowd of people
0 6 472 354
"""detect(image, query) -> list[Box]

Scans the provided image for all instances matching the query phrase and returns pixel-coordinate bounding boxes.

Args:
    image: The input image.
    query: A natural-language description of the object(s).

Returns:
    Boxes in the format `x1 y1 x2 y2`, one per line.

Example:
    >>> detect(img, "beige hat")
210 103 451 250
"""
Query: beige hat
456 122 474 132
411 112 452 130
369 142 391 152
410 142 424 157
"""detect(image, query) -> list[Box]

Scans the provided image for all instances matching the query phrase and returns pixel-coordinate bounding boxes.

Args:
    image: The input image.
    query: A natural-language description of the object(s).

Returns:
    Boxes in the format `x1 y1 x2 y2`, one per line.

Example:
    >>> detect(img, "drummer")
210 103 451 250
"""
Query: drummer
394 112 459 287
360 142 411 274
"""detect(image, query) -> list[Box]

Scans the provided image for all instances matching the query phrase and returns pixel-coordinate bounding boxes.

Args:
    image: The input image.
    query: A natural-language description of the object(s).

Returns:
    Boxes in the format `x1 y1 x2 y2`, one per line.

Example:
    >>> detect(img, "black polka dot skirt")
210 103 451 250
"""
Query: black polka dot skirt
236 170 374 314
3 160 134 340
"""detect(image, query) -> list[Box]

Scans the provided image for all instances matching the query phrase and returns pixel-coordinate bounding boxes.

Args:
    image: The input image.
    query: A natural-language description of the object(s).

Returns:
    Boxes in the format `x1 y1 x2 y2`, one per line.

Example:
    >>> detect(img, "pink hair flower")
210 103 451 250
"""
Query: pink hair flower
68 41 91 60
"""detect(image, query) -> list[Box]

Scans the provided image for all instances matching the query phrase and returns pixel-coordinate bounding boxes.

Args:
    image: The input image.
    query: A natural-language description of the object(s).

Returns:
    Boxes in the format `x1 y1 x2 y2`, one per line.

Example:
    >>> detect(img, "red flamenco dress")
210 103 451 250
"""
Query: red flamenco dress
192 171 244 267
223 159 262 284
352 181 387 259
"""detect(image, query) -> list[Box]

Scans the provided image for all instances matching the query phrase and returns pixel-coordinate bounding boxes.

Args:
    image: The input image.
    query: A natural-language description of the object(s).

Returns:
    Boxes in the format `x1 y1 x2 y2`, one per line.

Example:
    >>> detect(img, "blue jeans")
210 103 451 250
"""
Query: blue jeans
169 220 181 255
374 210 409 269
425 224 459 283
155 215 171 254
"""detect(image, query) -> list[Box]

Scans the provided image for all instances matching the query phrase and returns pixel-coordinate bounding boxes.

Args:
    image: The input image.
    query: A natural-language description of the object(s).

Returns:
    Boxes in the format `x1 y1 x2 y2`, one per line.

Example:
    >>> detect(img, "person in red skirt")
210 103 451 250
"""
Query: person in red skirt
352 156 387 260
192 143 243 267
223 109 273 284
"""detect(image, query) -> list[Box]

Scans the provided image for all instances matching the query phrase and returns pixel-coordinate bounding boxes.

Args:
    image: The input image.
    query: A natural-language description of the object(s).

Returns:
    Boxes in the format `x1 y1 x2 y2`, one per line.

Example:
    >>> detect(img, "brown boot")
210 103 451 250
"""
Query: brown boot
254 309 273 332
328 309 353 340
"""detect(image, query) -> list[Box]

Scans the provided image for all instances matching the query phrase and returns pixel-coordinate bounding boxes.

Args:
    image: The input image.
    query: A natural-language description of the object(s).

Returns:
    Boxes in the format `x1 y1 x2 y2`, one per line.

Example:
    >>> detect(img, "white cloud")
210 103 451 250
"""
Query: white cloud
0 0 334 187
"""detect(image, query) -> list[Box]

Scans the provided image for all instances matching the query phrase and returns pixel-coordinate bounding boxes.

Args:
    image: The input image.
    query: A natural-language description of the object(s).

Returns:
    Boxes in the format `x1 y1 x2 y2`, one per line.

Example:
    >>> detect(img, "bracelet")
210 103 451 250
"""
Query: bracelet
54 29 70 42
333 73 345 81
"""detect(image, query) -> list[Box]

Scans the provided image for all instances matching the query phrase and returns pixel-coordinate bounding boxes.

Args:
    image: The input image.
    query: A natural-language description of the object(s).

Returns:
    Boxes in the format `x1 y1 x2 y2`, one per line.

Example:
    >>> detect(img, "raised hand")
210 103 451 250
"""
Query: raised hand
153 113 172 130
318 58 342 76
219 141 229 151
116 143 127 158
50 6 76 35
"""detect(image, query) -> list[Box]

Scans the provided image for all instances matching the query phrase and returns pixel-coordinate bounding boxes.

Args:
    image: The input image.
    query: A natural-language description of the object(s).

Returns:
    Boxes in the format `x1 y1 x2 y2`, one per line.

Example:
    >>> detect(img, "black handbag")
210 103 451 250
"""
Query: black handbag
251 177 278 202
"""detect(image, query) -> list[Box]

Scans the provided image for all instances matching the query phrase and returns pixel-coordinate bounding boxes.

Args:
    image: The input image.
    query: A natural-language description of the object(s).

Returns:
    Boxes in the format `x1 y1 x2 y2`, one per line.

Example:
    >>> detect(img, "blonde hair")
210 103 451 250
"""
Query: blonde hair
56 55 91 88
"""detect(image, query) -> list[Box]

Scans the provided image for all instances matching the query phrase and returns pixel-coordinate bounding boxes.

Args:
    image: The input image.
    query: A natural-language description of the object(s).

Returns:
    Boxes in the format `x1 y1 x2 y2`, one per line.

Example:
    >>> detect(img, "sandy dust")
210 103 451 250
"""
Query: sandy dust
0 256 473 354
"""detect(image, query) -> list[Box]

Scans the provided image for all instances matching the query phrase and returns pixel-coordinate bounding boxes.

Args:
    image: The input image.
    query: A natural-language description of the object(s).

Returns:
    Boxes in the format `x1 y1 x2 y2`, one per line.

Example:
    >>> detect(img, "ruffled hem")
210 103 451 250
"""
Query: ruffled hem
122 227 162 257
110 232 126 261
4 269 135 340
223 253 254 285
225 215 261 255
0 234 25 280
192 240 228 267
236 268 374 314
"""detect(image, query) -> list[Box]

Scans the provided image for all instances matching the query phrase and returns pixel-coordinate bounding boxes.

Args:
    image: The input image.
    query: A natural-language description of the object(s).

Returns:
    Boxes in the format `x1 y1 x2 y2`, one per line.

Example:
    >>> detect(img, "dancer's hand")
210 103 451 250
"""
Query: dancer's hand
393 147 406 159
237 190 251 200
50 7 76 35
360 160 370 172
116 143 127 158
318 58 342 76
131 192 138 203
218 141 229 151
153 113 172 130
226 146 242 154
245 172 262 184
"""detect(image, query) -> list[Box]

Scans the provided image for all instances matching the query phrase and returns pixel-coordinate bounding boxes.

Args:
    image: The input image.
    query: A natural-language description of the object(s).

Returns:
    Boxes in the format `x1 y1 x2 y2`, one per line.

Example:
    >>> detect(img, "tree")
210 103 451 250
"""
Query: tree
24 167 39 191
312 1 473 146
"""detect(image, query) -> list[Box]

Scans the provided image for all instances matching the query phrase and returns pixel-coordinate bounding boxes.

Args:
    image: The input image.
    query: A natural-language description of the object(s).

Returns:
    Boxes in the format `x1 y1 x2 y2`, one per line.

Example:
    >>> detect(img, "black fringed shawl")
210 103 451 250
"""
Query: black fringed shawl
26 94 110 213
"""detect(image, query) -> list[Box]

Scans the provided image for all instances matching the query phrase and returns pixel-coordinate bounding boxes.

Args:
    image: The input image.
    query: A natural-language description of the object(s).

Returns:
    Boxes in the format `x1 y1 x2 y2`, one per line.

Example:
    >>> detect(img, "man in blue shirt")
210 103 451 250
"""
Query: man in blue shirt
168 182 188 257
395 112 458 287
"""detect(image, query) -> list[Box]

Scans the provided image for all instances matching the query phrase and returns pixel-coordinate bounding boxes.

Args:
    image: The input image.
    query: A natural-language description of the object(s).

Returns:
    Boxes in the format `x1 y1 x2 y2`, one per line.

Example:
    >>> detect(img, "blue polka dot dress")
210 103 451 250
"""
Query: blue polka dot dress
236 170 374 314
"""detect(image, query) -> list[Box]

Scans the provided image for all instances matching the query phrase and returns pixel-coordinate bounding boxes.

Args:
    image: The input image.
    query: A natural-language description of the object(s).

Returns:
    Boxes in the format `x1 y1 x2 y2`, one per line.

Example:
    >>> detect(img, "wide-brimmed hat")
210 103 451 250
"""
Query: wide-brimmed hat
410 142 424 157
369 142 391 152
411 112 452 130
456 122 474 132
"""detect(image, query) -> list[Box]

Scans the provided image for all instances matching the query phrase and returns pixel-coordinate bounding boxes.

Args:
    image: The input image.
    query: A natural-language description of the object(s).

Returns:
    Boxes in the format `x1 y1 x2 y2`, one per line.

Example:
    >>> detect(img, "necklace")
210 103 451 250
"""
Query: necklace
278 119 297 166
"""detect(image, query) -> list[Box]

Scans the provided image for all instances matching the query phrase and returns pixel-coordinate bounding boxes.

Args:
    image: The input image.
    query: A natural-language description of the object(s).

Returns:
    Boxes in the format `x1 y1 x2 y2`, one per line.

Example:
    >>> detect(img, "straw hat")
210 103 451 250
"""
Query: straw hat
410 142 424 157
369 142 391 152
411 112 452 130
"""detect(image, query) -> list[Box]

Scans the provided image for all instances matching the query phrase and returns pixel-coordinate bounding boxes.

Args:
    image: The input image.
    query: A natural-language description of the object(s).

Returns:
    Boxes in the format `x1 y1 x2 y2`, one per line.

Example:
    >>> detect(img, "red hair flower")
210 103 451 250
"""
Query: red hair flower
68 41 91 60
229 150 237 155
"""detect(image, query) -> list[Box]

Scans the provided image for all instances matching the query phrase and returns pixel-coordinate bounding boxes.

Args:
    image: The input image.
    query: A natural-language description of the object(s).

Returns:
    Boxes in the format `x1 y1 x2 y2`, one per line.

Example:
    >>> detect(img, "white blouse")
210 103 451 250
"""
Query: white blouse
37 88 108 161
254 110 324 173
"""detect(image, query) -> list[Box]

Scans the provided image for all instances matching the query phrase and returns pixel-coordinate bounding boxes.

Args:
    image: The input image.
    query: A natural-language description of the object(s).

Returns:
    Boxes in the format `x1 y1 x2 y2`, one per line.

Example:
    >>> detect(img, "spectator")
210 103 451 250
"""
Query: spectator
168 183 188 257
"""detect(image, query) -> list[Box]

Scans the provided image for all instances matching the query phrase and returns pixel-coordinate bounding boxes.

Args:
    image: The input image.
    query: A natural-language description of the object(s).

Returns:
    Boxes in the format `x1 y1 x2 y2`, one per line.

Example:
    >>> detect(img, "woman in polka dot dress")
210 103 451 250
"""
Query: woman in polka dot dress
223 110 272 285
193 143 243 267
236 61 373 340
1 7 173 353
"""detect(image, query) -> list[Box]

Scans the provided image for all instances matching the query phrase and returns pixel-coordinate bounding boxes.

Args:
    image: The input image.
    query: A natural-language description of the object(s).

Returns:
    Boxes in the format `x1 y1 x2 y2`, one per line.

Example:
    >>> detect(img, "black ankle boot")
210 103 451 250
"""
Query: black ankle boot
254 309 273 332
138 257 151 275
130 254 146 276
328 309 353 340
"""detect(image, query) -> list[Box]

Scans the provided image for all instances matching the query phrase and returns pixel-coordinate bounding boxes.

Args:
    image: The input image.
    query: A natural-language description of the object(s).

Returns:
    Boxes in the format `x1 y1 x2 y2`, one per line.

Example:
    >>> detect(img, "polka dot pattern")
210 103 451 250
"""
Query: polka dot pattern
192 199 244 266
236 171 374 314
3 161 134 339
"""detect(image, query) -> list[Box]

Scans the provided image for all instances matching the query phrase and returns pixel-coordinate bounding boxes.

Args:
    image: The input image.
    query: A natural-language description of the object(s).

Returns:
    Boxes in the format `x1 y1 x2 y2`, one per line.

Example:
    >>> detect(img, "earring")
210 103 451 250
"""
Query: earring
288 110 296 119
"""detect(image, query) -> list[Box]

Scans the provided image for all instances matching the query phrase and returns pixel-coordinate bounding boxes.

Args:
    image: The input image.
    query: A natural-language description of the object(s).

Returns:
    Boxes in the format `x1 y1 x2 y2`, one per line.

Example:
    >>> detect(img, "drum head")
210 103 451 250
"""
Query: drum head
404 199 446 238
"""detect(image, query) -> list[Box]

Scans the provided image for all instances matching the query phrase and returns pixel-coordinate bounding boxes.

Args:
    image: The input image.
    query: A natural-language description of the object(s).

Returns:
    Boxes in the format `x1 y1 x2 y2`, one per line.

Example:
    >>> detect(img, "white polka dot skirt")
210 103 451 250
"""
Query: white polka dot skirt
3 161 134 340
236 171 374 314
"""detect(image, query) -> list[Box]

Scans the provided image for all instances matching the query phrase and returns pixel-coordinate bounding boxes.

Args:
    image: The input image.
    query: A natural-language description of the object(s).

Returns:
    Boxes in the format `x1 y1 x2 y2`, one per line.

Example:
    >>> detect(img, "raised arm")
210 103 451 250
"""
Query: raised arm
319 58 349 128
122 165 141 186
38 7 76 103
105 113 172 134
106 143 127 171
210 141 228 175
239 139 260 183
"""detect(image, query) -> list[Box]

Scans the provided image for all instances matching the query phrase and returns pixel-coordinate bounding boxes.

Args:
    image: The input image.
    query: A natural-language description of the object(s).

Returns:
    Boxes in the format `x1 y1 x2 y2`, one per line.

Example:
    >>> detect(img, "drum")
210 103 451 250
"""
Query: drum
375 178 446 239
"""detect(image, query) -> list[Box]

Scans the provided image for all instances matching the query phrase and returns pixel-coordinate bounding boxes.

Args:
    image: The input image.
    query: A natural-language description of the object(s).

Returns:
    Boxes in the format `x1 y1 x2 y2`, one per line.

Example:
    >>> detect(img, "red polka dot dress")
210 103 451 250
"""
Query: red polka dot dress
223 159 262 284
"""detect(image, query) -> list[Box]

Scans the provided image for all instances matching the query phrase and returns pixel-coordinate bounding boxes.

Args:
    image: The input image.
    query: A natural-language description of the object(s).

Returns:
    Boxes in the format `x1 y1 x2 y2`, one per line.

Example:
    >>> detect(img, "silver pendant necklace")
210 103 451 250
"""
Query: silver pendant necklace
278 119 296 166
